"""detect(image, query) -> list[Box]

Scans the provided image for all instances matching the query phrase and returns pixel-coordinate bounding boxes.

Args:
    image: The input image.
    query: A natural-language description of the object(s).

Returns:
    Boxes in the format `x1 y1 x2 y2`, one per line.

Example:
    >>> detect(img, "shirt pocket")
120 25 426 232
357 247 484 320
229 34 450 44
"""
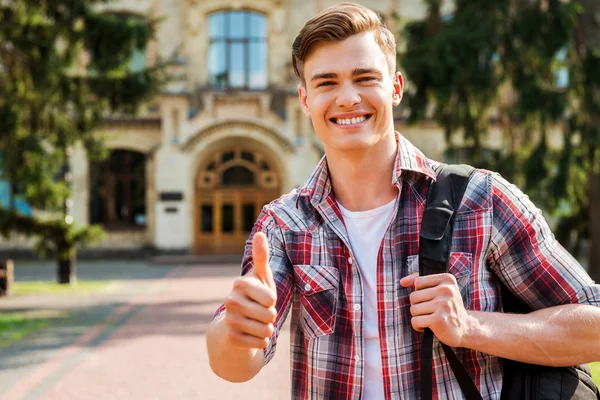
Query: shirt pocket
406 252 473 308
293 264 339 340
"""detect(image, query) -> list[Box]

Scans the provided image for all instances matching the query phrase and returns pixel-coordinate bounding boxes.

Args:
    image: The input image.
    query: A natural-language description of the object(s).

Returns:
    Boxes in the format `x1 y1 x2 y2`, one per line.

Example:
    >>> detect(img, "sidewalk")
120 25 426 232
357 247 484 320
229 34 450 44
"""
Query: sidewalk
0 261 290 400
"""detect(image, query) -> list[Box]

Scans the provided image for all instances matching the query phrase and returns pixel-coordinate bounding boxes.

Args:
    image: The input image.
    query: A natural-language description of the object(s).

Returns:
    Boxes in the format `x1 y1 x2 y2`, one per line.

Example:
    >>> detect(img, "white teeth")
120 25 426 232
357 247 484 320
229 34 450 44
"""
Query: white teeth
335 115 368 125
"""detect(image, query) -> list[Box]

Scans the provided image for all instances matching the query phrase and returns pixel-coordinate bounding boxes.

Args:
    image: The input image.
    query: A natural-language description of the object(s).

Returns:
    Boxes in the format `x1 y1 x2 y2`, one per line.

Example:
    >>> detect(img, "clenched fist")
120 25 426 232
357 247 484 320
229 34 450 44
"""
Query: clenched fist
223 232 278 349
400 272 474 348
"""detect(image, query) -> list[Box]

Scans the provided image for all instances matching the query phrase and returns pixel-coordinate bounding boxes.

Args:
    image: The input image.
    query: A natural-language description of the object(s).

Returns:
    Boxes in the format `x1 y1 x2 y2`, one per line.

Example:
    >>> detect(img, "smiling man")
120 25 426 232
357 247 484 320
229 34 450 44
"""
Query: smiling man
206 3 600 399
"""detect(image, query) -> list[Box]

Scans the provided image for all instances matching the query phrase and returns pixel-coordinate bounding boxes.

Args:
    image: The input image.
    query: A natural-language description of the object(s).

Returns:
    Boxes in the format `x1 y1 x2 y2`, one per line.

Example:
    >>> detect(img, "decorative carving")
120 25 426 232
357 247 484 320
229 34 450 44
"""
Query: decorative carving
196 148 279 189
182 121 295 153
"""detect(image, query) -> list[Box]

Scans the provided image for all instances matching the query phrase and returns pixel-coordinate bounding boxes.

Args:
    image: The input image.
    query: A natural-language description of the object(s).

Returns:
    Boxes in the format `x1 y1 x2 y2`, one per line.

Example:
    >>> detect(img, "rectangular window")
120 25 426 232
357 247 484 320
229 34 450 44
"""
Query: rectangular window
201 205 214 233
248 42 267 89
242 203 255 232
230 42 246 88
208 10 267 90
209 12 225 38
222 204 234 233
208 41 227 88
229 11 246 39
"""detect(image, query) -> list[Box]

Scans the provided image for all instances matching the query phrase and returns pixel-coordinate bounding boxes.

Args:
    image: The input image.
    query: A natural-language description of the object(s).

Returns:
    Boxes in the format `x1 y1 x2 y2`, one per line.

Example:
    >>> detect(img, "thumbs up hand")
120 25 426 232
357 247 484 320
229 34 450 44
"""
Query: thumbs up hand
224 232 278 349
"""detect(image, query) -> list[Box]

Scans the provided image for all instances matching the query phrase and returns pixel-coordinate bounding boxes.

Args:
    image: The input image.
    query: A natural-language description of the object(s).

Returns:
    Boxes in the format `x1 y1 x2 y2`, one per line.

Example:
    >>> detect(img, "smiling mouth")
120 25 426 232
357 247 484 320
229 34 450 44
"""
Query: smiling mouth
330 114 373 125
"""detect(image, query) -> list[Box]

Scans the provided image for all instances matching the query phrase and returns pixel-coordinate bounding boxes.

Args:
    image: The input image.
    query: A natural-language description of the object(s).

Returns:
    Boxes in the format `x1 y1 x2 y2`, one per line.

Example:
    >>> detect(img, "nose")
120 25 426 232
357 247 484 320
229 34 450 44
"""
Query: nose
335 81 361 108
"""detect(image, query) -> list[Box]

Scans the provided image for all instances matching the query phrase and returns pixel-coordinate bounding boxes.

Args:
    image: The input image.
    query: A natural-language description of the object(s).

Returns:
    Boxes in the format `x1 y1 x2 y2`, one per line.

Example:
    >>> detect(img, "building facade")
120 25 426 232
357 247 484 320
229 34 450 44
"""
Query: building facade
2 0 517 256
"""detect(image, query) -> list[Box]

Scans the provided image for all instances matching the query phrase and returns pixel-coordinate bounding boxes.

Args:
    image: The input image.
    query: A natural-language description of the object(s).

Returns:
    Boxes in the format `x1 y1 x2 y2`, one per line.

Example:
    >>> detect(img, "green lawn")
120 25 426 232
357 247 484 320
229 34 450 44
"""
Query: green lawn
0 312 55 348
0 280 118 348
591 362 600 387
11 280 119 295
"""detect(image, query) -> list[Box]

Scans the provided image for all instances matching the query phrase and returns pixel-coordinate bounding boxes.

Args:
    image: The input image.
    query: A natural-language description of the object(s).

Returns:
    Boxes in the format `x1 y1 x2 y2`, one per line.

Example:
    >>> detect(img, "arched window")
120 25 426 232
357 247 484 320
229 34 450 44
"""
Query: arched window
208 10 267 90
222 166 255 185
89 150 146 229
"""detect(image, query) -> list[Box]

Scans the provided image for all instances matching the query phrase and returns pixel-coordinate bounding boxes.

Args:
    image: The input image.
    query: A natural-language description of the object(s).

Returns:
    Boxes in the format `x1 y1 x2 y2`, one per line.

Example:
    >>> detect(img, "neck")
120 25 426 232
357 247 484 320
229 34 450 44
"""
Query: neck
325 131 398 212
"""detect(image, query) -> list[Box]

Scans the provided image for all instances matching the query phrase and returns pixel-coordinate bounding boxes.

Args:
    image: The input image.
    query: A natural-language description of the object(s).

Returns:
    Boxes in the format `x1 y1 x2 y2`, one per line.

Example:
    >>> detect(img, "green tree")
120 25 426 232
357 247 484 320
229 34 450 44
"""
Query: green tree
0 1 161 283
401 0 599 280
565 0 600 281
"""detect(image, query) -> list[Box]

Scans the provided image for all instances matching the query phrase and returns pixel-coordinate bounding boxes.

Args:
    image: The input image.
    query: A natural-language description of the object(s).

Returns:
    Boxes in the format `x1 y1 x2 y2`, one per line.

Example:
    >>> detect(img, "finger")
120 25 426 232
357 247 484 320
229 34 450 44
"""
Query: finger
226 330 270 349
409 286 438 305
411 314 435 333
414 273 456 291
252 232 276 290
400 272 419 288
410 301 437 317
244 303 277 325
233 276 277 308
225 291 277 324
226 314 275 339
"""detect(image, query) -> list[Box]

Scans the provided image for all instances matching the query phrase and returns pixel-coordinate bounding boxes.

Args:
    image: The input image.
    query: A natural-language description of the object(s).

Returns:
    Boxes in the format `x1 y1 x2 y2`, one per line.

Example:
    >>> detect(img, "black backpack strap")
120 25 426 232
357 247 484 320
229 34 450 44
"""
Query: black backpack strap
419 164 482 400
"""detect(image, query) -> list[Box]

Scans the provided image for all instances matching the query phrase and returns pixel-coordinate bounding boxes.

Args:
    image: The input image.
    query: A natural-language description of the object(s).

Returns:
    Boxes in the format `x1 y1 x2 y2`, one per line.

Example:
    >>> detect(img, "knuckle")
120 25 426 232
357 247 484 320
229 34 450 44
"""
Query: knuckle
266 290 277 305
224 293 241 310
413 277 422 290
224 314 238 329
409 292 417 303
445 273 457 284
439 301 451 313
440 285 454 296
268 307 277 322
411 317 420 330
261 337 270 348
226 329 239 345
232 277 248 291
266 323 275 337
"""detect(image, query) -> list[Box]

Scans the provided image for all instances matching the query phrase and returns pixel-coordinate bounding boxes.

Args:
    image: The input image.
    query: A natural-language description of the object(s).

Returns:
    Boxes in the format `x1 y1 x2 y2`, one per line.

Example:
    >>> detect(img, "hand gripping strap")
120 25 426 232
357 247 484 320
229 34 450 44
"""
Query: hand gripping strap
419 164 482 400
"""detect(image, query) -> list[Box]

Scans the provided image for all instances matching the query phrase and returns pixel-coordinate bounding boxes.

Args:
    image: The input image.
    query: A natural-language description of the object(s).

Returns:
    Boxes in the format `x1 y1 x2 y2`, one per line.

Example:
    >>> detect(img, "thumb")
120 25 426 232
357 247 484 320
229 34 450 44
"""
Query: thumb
400 272 419 288
252 232 276 291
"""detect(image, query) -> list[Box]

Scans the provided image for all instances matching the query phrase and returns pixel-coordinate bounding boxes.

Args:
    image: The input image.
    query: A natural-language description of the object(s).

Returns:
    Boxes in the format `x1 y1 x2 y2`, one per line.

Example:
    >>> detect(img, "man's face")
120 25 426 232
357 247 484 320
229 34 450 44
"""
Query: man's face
298 31 403 155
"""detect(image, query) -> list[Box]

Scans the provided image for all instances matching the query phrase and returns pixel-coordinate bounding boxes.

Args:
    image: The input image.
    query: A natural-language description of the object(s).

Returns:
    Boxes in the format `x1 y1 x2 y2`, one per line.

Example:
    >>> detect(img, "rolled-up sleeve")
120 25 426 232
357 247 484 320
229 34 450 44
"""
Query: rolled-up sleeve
212 205 294 365
487 172 600 310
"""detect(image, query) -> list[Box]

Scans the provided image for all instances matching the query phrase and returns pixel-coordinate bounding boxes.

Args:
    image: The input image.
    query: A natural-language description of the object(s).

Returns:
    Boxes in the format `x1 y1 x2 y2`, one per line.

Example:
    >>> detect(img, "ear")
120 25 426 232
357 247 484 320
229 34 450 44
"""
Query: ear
298 83 311 116
392 71 404 106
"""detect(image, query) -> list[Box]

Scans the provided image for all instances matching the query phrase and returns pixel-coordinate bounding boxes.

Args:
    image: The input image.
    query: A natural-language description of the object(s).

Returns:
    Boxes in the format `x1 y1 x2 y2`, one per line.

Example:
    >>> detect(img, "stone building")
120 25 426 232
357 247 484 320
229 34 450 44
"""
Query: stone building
2 0 518 256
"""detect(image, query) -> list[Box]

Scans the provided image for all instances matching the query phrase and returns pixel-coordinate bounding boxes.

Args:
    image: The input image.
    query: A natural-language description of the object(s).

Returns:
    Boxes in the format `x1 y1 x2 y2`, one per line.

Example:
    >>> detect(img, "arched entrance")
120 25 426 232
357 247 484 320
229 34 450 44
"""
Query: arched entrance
194 146 281 254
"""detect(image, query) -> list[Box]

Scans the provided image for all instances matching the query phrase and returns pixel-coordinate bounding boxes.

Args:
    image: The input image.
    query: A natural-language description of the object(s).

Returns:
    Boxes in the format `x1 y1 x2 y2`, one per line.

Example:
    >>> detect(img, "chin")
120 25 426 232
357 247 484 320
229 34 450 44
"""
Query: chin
329 135 380 153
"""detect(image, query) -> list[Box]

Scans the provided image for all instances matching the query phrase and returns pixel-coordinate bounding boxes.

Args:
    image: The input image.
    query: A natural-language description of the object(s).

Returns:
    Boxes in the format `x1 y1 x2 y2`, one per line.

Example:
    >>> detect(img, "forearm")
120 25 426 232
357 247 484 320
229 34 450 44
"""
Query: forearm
206 314 265 382
463 304 600 366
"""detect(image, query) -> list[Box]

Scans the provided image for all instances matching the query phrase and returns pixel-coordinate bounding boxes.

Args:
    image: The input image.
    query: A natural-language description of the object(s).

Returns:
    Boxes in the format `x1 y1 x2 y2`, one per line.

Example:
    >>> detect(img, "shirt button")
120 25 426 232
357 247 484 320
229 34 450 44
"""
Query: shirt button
353 304 361 311
304 284 312 292
348 257 353 265
355 355 360 362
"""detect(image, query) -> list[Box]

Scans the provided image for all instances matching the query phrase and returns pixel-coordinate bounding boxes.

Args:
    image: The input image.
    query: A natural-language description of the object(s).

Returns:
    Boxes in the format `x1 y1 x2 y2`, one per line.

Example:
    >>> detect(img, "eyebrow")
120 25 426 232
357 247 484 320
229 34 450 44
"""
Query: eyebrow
351 68 383 78
310 68 383 82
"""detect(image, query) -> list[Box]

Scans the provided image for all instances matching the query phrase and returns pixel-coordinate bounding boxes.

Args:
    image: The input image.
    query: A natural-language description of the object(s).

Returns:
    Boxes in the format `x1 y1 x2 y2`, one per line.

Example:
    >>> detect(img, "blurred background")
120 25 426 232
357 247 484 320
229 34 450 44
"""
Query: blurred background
0 0 598 281
0 1 599 398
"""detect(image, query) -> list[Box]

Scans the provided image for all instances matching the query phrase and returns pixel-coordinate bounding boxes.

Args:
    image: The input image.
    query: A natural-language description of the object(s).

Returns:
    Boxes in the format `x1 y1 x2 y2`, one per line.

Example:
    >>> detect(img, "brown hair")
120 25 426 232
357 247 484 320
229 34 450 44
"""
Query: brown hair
292 2 396 84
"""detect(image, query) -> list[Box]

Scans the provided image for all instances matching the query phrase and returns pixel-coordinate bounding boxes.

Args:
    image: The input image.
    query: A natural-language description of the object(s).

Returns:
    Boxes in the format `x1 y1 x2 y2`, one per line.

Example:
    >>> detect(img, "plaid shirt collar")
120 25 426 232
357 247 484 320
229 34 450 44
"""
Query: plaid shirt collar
296 132 437 208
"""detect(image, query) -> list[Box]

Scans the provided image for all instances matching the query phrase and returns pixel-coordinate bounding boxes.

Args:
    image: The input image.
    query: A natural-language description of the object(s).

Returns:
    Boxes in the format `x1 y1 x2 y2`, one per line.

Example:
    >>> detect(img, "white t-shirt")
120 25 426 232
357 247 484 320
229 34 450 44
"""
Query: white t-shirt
338 199 396 400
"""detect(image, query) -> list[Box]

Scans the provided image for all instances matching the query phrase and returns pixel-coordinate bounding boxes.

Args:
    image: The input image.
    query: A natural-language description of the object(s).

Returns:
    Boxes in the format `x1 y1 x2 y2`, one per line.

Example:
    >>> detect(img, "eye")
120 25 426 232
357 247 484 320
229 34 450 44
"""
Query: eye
357 76 377 83
316 81 335 88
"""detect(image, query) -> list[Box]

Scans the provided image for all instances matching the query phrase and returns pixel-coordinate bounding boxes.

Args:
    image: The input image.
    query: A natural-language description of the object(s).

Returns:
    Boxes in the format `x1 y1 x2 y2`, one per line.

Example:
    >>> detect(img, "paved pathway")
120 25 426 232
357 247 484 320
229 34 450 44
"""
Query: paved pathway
0 261 290 400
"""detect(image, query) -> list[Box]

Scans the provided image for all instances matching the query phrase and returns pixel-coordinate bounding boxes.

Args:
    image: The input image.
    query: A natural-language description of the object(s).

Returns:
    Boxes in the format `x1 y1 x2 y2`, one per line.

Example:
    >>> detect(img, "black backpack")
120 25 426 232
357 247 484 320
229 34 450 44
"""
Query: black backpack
418 164 600 400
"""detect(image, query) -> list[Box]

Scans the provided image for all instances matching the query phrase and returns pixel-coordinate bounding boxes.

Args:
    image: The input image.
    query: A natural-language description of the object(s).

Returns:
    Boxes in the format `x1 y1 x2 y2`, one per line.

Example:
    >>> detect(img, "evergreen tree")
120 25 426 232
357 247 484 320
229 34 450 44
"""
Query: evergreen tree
0 1 161 283
401 0 599 280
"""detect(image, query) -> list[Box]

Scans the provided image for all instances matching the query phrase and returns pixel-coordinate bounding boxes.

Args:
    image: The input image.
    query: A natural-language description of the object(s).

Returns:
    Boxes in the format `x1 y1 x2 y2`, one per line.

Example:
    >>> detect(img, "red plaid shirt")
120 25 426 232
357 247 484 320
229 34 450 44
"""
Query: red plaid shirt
214 133 600 399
